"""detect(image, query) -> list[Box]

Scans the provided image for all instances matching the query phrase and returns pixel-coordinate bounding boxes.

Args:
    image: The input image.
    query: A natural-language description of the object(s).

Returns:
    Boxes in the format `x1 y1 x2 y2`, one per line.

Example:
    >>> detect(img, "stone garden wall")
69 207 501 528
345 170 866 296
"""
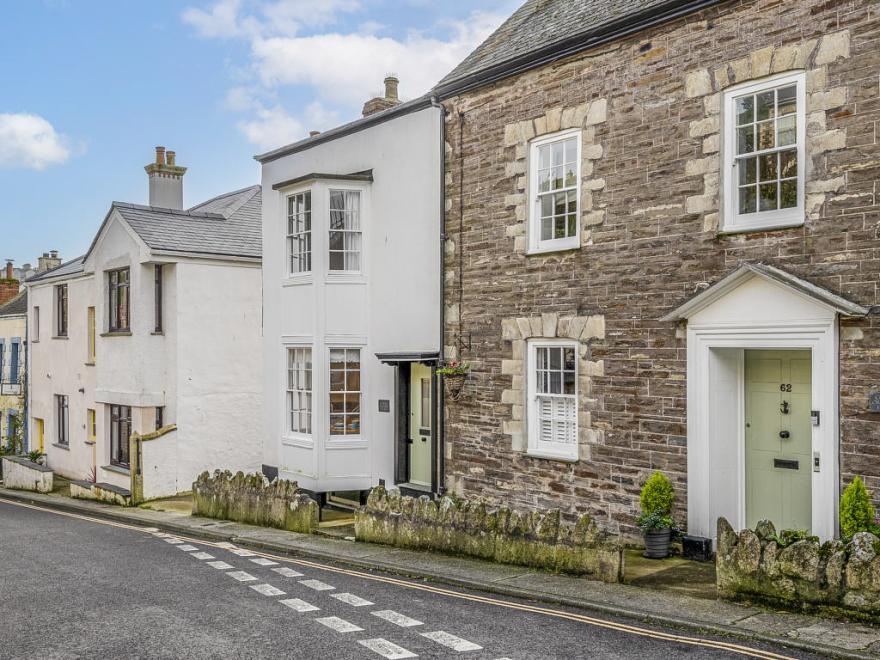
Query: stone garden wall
2 456 53 493
717 518 880 619
192 470 319 534
355 486 624 583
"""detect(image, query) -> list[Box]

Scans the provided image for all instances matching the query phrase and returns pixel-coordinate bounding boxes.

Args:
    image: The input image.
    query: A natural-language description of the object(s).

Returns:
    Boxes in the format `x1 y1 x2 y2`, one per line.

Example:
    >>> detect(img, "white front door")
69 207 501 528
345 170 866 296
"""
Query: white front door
408 364 432 487
744 350 812 532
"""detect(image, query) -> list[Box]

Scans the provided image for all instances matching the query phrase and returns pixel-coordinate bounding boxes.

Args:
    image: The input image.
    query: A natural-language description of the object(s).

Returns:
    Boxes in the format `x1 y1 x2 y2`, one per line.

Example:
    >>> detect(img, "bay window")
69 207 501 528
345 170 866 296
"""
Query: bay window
329 348 360 436
328 190 361 272
287 191 312 275
287 347 312 435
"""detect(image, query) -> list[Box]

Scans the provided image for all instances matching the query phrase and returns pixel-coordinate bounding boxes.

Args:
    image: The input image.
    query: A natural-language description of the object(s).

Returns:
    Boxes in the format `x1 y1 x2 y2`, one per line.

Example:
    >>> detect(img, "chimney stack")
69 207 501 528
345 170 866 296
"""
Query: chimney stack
0 260 17 306
144 145 187 209
37 251 61 273
362 74 402 117
5 260 13 280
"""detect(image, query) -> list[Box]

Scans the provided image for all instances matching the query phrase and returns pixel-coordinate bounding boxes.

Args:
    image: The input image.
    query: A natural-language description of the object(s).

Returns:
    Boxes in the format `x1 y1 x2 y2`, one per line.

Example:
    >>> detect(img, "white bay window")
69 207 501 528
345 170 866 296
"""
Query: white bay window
287 347 312 435
527 341 578 460
529 129 581 253
287 191 312 274
329 348 361 437
329 190 362 272
722 71 805 233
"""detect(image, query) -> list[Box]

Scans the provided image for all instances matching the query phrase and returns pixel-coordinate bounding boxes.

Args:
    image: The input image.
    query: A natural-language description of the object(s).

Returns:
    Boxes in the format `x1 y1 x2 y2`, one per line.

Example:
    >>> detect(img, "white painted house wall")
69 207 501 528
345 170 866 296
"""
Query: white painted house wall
261 105 442 492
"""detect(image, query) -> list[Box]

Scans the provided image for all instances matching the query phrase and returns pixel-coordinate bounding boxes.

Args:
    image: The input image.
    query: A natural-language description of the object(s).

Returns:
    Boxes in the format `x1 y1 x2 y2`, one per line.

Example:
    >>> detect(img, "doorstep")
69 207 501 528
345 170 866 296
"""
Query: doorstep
0 485 877 660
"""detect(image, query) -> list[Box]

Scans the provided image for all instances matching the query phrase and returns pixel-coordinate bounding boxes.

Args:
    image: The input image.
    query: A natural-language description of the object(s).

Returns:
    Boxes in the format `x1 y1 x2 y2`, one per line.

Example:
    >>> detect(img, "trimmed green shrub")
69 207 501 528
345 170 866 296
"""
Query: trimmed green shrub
840 476 875 539
640 471 675 516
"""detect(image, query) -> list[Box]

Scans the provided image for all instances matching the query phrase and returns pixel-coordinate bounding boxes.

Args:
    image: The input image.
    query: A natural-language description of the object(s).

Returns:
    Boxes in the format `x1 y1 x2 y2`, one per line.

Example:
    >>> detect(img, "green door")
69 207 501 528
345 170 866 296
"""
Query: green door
408 364 433 487
745 350 812 532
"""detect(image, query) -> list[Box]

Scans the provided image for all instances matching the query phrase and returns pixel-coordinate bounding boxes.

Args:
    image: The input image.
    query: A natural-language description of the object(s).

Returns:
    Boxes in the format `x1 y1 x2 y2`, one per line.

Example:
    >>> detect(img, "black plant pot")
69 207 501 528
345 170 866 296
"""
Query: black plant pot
644 528 672 559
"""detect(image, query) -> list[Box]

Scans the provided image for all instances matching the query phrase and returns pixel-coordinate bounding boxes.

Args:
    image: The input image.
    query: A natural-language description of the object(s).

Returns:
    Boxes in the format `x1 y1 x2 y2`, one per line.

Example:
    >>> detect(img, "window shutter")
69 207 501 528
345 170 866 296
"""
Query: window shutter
538 395 576 447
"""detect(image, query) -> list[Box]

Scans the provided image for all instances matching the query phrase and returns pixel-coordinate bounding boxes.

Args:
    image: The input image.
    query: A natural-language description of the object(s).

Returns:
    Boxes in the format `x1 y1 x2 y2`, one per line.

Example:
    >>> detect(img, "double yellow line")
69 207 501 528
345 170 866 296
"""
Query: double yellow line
1 498 795 659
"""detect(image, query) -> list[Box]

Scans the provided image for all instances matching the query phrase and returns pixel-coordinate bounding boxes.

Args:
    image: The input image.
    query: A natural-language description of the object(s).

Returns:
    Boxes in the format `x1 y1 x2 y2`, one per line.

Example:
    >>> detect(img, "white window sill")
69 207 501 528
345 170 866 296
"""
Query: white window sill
282 274 313 287
525 448 579 463
326 273 366 285
526 241 580 256
282 434 314 449
327 437 366 449
718 219 804 235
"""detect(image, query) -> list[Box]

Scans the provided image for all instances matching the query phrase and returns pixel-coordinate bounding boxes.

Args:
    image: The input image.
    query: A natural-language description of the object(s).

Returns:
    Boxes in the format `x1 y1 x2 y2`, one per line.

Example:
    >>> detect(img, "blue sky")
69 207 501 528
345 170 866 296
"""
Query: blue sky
1 0 516 266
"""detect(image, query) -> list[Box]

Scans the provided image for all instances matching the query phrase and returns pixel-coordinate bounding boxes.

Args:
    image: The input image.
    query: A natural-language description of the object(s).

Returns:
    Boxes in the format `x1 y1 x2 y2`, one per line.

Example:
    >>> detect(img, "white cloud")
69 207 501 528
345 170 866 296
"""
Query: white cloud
0 113 71 170
238 101 340 150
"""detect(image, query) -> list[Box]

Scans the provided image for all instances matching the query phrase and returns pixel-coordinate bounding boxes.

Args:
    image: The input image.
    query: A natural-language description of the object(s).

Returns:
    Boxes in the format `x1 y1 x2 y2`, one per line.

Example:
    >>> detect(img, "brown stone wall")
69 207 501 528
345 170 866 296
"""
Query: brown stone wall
442 0 880 538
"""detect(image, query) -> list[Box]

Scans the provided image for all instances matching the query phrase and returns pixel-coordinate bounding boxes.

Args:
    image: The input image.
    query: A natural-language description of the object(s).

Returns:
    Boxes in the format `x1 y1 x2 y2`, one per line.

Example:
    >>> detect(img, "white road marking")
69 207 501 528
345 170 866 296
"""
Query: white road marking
315 616 363 633
371 610 423 628
299 579 335 591
279 598 320 613
215 542 237 549
331 592 374 607
271 567 304 578
163 538 184 544
250 583 286 597
191 552 214 560
420 631 482 652
250 557 279 566
226 571 258 582
229 548 255 557
207 561 234 570
358 638 418 659
142 527 160 533
176 544 199 552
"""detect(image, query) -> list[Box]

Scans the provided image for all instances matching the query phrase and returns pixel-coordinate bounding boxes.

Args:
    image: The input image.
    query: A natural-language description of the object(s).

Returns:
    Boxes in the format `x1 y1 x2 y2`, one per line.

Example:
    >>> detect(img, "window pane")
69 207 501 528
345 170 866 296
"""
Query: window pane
759 182 778 211
777 114 796 147
330 370 344 391
737 126 754 155
757 120 775 150
330 415 345 434
739 157 757 185
779 149 797 179
538 144 551 170
552 141 564 167
538 169 551 193
564 370 576 395
780 179 798 209
777 85 796 116
758 153 777 182
549 371 562 393
551 165 563 190
329 251 345 271
346 370 360 391
536 347 548 370
564 347 576 370
541 218 553 241
345 393 360 413
756 90 775 121
567 214 577 237
549 347 561 369
739 186 757 214
736 95 754 125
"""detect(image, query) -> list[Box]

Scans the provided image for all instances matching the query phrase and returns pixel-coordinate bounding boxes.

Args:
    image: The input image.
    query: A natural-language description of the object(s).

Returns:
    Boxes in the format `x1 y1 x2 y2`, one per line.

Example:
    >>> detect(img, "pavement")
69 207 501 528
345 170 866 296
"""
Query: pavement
1 487 878 659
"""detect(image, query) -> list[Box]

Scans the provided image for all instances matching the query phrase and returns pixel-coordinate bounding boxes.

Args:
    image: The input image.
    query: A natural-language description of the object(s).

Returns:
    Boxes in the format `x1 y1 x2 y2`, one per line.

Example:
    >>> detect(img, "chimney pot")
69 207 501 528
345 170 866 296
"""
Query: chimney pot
309 130 321 138
50 250 58 258
384 74 399 101
166 150 176 166
155 146 166 165
5 261 13 280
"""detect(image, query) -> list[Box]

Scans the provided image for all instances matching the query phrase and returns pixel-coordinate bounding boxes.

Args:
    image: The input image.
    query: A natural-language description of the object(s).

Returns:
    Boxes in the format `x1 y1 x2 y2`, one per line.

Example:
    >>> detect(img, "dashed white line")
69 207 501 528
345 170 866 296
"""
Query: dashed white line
215 542 237 549
279 598 320 613
190 552 214 560
420 631 482 652
250 583 286 597
371 610 423 628
229 548 255 557
250 557 279 566
142 527 160 533
331 593 374 607
315 616 363 633
176 544 199 552
163 538 184 544
358 638 417 659
299 579 335 591
207 561 234 570
226 571 258 582
271 567 304 578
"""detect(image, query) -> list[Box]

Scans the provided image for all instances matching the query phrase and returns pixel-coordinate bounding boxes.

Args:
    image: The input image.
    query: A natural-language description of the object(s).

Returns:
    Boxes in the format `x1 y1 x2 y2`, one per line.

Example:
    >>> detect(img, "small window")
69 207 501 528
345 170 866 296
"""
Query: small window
9 339 19 384
55 284 68 337
155 406 164 431
110 404 131 467
529 129 581 253
328 190 361 272
329 348 361 436
154 265 163 332
33 306 40 342
420 378 431 430
287 348 312 435
87 409 96 442
723 72 805 232
527 342 578 460
87 307 96 363
55 394 69 445
287 191 312 275
108 268 130 332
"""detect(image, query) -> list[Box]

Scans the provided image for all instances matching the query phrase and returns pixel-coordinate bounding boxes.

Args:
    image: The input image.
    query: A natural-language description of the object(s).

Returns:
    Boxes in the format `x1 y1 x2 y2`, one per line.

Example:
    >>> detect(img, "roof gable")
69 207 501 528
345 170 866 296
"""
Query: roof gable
660 263 869 321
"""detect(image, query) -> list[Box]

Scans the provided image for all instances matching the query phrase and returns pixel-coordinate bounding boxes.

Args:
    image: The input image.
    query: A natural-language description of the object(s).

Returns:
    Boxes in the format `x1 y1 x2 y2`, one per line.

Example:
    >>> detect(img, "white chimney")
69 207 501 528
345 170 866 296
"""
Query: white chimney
144 146 187 209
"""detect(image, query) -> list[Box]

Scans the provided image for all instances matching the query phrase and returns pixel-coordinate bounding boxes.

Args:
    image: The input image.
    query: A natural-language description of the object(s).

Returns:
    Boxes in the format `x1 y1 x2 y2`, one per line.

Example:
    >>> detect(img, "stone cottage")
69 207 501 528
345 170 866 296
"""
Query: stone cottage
434 0 879 542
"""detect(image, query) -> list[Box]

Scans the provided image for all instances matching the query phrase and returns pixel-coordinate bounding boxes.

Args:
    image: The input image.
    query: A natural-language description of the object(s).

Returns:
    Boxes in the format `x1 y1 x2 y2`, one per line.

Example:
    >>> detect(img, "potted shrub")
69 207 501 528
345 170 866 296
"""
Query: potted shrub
637 471 676 559
840 475 877 539
437 360 470 400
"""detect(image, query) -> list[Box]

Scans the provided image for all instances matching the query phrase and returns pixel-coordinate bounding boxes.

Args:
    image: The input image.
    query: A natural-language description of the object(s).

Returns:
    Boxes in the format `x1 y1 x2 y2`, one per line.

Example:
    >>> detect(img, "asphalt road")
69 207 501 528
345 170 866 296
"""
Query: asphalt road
0 500 813 660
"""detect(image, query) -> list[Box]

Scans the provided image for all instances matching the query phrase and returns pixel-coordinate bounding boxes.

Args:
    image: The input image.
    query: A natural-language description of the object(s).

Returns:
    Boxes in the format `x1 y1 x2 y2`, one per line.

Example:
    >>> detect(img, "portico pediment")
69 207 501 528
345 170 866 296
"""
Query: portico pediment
660 263 868 323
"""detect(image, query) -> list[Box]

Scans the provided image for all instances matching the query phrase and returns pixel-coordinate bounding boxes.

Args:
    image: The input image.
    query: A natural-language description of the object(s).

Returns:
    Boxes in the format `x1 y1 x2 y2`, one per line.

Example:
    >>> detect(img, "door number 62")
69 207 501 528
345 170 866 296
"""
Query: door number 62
779 383 792 392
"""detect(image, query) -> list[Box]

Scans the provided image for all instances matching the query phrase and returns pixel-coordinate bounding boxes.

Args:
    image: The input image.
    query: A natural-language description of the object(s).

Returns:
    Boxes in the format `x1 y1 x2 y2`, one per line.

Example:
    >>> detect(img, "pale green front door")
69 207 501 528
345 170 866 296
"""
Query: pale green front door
745 350 812 532
409 364 433 487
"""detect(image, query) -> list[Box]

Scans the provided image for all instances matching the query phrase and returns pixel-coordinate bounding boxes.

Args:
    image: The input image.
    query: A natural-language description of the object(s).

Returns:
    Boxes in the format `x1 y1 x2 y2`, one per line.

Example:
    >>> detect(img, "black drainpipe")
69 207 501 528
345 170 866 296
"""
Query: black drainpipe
430 95 447 495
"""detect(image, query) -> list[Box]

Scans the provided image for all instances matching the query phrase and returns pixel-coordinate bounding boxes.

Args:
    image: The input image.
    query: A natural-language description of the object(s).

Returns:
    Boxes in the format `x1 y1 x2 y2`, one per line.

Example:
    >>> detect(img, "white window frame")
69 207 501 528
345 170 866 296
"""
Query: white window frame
286 346 313 438
328 346 362 441
722 71 806 234
528 128 582 254
327 188 363 274
286 189 312 276
526 339 579 461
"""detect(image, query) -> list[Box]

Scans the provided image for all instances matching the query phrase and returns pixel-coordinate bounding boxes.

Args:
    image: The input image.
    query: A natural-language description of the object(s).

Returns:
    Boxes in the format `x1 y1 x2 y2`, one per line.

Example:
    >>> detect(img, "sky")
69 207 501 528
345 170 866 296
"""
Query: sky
0 0 517 267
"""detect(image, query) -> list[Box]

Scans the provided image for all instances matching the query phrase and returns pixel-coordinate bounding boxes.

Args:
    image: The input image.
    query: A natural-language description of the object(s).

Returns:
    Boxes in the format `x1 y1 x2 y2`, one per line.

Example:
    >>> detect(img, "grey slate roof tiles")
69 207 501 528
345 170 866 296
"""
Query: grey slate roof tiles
438 0 685 88
26 256 86 283
0 291 27 317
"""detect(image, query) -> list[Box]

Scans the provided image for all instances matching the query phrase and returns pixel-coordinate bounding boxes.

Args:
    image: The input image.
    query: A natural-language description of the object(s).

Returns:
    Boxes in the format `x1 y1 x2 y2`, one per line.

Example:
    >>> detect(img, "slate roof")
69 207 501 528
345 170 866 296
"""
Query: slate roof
26 256 86 284
437 0 717 91
0 290 27 317
111 185 262 259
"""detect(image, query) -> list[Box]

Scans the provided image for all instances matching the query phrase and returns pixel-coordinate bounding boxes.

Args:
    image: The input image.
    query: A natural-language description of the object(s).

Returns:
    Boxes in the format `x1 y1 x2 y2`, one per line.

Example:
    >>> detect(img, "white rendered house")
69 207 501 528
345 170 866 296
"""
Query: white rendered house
27 148 263 500
257 79 443 503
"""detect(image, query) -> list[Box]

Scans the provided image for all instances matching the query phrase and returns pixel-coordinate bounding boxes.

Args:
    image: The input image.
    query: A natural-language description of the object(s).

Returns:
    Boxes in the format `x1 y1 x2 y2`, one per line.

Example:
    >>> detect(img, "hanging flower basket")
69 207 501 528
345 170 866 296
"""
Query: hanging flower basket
437 360 470 401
